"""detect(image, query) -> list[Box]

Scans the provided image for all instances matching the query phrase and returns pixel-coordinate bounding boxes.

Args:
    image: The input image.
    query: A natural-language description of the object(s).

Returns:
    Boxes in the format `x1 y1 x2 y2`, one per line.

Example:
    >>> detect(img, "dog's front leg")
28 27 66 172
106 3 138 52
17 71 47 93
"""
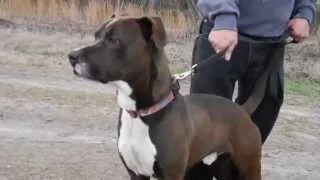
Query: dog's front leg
120 156 150 180
127 170 150 180
161 174 184 180
129 174 150 180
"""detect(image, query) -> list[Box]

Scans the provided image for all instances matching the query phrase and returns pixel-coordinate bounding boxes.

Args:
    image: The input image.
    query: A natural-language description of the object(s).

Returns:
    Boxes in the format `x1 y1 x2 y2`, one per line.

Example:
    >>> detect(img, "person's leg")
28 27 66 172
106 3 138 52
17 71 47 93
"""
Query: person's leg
235 43 285 143
185 19 250 180
207 43 285 180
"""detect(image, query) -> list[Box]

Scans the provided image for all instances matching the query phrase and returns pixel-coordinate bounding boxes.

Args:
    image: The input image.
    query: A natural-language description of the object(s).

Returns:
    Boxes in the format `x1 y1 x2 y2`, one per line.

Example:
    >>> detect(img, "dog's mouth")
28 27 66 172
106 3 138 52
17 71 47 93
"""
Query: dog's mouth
72 62 110 84
72 62 90 77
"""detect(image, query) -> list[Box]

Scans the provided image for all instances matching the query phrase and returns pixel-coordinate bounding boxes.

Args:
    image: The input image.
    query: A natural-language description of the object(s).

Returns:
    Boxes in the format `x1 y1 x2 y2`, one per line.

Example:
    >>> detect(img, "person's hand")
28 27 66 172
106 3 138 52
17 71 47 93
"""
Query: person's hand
288 18 310 43
208 30 238 61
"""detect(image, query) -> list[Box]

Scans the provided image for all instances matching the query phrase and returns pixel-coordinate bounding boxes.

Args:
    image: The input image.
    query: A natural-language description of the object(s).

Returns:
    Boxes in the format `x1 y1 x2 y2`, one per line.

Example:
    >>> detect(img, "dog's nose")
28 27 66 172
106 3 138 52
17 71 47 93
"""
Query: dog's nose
68 50 81 67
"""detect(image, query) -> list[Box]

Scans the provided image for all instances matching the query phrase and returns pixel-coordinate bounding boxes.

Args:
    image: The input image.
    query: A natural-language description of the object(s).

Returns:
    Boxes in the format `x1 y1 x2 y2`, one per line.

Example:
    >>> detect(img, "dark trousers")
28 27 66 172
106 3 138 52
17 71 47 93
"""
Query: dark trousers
184 19 286 180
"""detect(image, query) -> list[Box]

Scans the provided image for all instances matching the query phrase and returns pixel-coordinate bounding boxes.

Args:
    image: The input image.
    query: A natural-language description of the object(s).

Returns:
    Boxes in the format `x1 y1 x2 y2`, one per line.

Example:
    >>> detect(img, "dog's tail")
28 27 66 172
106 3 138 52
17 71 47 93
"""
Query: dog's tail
240 42 286 115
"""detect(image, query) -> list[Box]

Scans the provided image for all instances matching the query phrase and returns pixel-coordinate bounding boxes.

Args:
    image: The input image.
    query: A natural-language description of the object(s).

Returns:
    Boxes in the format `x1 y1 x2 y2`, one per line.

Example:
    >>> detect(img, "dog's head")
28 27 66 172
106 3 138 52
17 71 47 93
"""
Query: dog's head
68 15 167 85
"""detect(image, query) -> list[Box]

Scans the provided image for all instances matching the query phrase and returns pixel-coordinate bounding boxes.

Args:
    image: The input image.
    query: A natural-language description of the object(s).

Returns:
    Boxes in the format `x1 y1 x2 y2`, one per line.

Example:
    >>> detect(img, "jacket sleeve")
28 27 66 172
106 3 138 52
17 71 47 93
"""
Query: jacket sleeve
292 0 316 25
197 0 239 31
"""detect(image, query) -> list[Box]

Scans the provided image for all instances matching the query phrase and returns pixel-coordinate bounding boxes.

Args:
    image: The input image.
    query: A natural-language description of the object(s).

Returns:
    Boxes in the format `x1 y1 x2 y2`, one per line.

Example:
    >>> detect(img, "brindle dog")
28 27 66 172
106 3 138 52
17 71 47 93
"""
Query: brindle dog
68 15 262 180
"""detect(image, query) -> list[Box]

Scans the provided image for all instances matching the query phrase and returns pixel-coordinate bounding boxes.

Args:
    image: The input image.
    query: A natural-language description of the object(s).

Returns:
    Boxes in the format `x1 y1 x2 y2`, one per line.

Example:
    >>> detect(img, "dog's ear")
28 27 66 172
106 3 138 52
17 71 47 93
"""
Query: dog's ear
94 15 116 39
111 12 129 18
136 16 167 48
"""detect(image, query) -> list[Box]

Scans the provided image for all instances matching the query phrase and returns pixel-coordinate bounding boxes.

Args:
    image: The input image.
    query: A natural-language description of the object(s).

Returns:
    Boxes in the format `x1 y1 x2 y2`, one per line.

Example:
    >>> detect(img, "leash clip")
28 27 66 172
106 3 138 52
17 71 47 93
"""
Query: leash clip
173 64 198 80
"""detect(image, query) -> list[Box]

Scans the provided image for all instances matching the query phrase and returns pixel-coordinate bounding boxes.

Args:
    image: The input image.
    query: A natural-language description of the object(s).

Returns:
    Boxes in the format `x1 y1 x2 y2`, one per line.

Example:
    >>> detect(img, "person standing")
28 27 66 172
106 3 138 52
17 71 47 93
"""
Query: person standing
185 0 316 179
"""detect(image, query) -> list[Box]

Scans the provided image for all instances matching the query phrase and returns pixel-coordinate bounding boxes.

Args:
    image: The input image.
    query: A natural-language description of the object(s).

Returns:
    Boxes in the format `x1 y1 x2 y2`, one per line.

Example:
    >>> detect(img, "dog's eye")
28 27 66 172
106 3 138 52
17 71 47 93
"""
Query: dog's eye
94 33 100 40
106 37 120 46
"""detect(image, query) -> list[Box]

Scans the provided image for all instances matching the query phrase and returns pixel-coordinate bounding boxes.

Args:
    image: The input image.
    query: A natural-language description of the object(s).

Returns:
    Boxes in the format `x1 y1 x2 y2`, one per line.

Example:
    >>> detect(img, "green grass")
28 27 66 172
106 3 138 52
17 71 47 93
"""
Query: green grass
285 78 320 98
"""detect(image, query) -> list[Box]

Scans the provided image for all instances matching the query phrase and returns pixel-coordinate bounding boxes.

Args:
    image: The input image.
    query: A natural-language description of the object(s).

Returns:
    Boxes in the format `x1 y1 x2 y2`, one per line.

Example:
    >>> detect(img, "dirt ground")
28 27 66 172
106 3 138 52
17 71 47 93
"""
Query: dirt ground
0 24 320 180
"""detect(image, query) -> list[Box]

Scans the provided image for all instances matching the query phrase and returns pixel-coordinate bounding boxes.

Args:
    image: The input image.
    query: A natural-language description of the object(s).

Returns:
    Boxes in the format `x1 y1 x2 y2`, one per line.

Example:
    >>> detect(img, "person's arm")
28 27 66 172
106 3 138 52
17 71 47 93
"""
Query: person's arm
288 0 316 42
197 0 239 61
292 0 316 26
197 0 239 31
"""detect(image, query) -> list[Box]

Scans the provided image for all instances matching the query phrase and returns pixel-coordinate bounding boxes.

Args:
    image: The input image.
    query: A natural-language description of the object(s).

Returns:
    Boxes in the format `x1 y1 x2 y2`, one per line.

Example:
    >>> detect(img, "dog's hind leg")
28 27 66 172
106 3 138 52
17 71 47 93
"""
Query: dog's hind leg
232 151 262 180
230 129 262 180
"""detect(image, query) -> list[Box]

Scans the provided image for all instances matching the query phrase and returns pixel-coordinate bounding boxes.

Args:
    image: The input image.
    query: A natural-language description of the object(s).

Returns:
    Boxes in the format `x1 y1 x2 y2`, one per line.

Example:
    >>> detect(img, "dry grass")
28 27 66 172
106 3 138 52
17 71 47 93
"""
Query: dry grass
0 0 188 29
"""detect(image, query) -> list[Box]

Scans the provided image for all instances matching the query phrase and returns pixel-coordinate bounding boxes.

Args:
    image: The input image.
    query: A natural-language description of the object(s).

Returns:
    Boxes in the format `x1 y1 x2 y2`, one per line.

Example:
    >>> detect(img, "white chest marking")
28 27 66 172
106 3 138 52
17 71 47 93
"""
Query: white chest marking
111 81 157 176
118 111 157 176
202 153 218 165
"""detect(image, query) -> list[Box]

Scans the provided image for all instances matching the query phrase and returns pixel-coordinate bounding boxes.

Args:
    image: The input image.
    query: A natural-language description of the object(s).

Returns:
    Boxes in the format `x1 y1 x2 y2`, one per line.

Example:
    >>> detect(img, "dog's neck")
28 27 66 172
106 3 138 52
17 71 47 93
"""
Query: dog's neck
114 49 172 111
132 49 172 110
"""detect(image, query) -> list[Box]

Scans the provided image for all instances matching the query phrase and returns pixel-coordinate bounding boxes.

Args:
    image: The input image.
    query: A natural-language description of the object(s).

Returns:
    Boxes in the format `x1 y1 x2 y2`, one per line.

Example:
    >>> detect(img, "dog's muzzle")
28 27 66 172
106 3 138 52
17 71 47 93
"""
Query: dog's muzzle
68 50 91 78
68 49 81 67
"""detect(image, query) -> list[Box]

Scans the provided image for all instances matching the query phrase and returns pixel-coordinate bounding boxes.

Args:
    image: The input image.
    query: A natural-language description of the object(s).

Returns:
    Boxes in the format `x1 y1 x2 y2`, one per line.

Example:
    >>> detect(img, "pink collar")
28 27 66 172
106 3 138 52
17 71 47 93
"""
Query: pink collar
127 90 176 118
